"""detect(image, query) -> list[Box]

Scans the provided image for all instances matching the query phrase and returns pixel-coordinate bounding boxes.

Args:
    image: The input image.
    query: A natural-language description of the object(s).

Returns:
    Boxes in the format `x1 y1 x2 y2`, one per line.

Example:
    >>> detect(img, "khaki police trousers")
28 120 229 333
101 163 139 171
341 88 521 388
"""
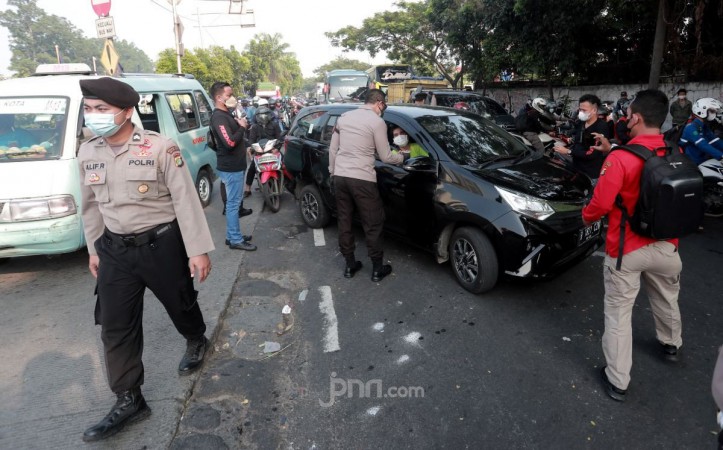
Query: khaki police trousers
602 241 682 390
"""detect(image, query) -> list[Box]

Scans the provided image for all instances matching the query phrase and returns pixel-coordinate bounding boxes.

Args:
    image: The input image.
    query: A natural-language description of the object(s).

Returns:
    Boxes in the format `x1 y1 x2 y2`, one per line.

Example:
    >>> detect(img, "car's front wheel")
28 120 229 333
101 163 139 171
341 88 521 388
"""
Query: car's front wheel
450 227 498 294
196 169 213 208
299 184 330 228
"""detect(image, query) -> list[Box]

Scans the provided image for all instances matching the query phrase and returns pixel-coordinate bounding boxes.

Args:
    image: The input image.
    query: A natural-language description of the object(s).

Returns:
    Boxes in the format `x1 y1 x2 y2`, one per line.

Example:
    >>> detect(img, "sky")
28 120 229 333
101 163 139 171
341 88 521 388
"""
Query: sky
0 0 404 77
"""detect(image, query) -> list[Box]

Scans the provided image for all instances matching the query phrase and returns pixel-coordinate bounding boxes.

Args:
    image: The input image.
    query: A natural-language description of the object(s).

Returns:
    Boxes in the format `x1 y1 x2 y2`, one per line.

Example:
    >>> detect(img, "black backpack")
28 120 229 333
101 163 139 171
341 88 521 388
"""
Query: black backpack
206 128 218 151
612 142 704 269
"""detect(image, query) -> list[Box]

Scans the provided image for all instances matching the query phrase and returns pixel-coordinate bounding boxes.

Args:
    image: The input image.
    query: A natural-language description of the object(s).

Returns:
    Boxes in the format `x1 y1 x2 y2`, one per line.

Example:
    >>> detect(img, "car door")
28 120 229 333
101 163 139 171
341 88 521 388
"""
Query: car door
286 109 335 204
374 114 439 245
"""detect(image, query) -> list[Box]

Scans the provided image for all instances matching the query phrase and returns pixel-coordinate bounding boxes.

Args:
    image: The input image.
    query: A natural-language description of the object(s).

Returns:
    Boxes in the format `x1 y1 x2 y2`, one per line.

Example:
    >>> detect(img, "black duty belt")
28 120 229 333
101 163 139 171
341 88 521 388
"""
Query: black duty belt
106 220 178 247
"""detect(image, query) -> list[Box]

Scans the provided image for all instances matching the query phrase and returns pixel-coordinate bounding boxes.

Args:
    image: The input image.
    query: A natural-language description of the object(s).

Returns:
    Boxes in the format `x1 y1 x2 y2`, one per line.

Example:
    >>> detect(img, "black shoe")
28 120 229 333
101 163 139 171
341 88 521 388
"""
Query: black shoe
371 264 393 282
344 261 363 278
222 206 226 216
661 343 680 362
244 191 252 198
228 241 257 251
239 208 253 217
600 367 627 402
82 387 151 442
225 236 252 245
178 336 210 375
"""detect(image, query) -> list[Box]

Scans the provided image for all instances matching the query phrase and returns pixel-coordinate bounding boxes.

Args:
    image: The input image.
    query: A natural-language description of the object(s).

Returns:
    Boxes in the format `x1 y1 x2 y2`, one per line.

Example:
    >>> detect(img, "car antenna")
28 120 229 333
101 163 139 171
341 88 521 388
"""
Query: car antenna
338 90 345 104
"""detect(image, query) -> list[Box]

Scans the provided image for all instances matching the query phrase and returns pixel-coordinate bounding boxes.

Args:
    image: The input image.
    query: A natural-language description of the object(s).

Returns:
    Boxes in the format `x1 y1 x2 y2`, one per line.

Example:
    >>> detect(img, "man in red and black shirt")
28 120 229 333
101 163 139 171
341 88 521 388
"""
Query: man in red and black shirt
583 89 683 402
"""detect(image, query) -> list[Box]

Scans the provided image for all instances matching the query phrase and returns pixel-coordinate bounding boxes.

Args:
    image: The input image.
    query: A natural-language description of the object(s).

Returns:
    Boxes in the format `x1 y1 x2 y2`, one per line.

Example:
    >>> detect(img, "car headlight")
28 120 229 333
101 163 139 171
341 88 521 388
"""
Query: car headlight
0 195 77 223
495 186 555 220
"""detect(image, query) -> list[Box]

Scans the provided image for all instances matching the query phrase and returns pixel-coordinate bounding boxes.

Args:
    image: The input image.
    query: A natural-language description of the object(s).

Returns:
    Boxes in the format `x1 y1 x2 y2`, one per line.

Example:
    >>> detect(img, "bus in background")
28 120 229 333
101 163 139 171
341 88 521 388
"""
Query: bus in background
366 64 414 93
323 69 370 103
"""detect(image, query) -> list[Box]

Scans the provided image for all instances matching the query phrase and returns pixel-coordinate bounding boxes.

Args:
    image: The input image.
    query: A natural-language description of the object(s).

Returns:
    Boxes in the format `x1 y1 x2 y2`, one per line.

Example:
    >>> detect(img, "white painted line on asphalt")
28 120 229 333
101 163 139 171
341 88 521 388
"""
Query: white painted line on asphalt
593 251 606 257
397 355 410 364
372 322 385 332
299 289 308 303
318 286 340 353
313 228 326 247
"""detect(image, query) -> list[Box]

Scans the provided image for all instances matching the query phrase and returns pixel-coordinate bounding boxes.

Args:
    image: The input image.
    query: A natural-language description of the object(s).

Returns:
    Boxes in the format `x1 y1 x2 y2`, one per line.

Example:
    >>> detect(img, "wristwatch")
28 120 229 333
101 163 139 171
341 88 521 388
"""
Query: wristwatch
567 149 572 155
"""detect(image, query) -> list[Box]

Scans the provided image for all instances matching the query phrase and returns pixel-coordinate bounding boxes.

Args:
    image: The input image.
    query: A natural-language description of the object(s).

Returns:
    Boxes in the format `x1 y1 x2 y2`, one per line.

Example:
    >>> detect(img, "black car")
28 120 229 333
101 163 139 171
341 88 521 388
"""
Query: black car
283 104 602 293
418 90 516 131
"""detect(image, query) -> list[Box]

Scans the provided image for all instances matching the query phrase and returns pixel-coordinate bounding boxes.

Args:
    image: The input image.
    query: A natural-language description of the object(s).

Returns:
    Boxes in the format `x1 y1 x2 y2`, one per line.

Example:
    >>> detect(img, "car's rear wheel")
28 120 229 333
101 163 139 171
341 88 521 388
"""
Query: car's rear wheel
450 227 498 294
196 169 213 208
299 184 330 228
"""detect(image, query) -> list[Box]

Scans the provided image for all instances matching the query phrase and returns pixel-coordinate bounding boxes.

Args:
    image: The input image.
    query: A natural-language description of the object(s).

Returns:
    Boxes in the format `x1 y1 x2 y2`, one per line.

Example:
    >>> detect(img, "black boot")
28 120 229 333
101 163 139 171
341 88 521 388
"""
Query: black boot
344 260 363 278
178 336 210 375
82 387 151 442
371 259 393 282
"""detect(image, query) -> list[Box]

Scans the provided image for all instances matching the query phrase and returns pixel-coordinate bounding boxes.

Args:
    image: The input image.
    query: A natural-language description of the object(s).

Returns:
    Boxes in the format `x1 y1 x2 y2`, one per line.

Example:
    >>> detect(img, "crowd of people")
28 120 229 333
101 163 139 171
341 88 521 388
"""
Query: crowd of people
73 76 723 444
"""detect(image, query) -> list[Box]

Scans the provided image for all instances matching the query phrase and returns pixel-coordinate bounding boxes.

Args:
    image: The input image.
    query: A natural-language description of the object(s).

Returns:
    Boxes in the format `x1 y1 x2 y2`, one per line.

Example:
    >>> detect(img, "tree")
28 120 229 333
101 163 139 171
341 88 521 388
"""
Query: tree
313 57 370 81
0 0 152 77
326 1 465 88
244 33 303 95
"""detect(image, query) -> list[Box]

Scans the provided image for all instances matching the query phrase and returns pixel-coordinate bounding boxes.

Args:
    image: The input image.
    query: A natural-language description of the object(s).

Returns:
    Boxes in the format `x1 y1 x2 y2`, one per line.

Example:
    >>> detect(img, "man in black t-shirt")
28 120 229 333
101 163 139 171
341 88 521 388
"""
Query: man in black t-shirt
553 94 611 181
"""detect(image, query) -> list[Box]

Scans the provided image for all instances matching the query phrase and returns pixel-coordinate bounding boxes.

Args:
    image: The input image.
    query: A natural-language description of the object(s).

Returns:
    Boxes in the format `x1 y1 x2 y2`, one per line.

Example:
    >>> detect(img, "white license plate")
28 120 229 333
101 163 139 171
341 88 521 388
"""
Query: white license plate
577 220 601 245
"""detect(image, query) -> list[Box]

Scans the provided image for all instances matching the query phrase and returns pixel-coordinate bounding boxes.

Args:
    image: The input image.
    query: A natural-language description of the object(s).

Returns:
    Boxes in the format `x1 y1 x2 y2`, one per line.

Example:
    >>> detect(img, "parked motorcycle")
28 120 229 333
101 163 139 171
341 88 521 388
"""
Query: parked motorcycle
251 138 289 213
698 158 723 217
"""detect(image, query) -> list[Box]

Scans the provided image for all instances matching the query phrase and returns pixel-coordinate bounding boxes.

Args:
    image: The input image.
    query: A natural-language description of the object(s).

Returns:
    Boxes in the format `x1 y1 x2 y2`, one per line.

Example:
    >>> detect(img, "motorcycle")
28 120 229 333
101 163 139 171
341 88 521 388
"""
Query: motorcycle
251 138 291 213
698 158 723 217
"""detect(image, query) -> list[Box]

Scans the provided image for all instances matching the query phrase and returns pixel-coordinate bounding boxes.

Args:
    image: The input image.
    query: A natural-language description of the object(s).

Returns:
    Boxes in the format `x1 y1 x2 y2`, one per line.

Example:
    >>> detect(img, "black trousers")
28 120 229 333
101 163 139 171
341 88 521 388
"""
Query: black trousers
334 176 385 262
245 164 257 186
94 225 206 393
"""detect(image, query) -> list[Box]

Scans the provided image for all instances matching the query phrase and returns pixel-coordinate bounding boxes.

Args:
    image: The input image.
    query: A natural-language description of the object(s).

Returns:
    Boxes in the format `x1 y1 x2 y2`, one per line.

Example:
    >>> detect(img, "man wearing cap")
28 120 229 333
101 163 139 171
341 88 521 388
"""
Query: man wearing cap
614 91 628 119
670 88 693 128
77 77 214 441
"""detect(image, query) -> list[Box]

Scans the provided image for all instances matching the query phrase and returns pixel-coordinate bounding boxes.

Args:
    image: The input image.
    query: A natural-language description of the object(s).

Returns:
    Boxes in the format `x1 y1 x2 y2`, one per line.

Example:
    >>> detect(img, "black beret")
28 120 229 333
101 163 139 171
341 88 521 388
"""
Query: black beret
80 77 139 108
414 92 427 100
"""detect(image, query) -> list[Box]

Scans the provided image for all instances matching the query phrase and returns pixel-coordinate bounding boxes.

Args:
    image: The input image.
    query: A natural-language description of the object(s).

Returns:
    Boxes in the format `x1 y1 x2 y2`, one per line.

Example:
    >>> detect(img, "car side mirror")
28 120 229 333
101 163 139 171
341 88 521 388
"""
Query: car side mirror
403 156 437 174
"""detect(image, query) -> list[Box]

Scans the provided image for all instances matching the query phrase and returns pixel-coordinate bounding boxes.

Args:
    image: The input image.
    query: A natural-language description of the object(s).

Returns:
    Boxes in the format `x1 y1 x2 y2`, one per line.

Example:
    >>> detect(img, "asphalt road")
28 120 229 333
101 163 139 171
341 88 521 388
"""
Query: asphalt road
2 185 723 449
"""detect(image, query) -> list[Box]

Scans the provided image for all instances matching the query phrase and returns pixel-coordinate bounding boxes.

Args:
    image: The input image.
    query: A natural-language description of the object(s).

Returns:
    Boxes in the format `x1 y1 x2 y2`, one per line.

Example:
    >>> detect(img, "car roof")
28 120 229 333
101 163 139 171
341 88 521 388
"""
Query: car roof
0 74 205 97
302 103 460 119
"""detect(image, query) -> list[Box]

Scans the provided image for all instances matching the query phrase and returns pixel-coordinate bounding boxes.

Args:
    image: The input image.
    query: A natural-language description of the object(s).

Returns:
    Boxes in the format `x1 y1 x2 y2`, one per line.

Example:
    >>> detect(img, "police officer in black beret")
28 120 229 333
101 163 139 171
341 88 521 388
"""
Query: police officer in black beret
77 77 215 442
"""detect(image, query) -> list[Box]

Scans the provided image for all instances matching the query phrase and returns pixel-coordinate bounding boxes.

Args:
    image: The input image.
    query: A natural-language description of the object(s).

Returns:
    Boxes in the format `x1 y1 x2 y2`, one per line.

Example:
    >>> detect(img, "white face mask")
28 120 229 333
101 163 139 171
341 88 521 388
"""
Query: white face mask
708 111 718 121
578 110 591 122
225 97 238 109
393 135 409 147
678 95 686 101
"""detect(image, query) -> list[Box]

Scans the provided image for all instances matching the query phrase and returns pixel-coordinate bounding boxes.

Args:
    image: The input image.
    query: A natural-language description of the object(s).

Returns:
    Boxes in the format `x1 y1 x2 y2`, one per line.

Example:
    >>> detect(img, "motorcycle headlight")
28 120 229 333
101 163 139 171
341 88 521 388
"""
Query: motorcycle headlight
0 195 77 223
495 186 555 220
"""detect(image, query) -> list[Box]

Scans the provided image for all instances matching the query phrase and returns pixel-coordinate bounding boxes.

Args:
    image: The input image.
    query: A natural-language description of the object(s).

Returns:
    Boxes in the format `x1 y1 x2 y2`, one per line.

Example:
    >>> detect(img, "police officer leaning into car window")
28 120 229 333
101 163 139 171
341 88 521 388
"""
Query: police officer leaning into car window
77 77 215 442
329 89 405 282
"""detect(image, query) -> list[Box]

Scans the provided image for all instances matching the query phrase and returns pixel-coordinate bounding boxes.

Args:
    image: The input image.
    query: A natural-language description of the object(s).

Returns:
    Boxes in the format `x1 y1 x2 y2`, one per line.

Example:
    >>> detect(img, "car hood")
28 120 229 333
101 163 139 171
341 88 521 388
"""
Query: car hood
473 157 592 202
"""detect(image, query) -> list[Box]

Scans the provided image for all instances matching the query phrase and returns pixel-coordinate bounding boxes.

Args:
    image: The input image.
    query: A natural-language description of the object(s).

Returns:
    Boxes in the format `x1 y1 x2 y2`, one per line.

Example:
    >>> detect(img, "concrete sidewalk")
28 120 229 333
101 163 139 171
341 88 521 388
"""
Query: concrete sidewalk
0 181 260 449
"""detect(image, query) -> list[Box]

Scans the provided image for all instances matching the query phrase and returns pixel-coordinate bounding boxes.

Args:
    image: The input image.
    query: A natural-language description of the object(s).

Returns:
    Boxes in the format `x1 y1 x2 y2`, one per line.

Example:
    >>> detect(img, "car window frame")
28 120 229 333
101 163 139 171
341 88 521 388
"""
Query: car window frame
165 91 200 133
291 109 326 142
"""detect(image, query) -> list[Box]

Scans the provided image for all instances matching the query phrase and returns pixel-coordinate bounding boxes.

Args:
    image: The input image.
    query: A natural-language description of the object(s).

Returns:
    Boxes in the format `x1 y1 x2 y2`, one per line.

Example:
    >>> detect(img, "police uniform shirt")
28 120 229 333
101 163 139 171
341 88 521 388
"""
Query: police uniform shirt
79 126 215 257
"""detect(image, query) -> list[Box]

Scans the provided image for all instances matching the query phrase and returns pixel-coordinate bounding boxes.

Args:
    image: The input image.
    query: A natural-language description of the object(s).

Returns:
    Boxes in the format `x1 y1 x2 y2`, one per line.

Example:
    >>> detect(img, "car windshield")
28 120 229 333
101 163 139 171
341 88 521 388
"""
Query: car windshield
416 113 528 167
483 98 508 115
0 96 68 163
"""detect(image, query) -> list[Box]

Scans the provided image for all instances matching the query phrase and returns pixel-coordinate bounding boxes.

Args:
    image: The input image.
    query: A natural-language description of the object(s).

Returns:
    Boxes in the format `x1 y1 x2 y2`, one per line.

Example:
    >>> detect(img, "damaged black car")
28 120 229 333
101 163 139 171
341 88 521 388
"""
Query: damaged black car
284 104 602 293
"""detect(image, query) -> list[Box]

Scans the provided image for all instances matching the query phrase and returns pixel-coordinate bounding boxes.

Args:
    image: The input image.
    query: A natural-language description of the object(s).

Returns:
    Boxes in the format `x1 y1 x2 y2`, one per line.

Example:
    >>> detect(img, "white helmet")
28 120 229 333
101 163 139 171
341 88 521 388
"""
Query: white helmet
692 97 722 119
257 98 269 106
531 97 548 114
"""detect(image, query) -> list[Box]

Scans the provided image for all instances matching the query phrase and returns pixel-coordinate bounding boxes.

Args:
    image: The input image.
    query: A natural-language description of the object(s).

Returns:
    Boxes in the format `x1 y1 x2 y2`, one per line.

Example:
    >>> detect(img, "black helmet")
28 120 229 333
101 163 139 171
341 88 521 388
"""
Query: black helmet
256 106 272 125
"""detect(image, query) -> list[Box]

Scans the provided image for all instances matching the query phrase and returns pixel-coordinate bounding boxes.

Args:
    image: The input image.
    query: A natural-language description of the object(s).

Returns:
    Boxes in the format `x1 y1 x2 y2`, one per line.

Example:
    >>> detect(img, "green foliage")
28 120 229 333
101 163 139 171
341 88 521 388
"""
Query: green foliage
0 0 152 77
326 1 464 88
313 57 370 81
243 33 302 96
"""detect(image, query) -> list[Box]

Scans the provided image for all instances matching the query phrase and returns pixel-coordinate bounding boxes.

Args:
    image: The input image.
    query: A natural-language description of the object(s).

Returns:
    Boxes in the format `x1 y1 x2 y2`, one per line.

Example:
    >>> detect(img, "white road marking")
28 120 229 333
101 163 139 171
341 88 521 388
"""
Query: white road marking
397 355 410 364
403 331 422 344
313 229 326 247
318 286 340 353
593 251 606 257
299 289 308 303
366 406 381 416
372 322 385 332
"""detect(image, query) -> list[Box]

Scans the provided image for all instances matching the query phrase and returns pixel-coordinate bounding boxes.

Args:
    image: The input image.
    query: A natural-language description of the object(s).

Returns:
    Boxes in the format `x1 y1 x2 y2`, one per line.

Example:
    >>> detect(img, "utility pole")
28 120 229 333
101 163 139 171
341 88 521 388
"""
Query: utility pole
648 0 667 89
168 0 184 73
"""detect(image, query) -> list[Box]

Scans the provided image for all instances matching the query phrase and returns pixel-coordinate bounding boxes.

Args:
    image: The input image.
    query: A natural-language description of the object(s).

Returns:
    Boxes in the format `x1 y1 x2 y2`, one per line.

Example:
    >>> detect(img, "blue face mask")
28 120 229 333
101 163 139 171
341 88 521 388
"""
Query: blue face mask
84 110 127 137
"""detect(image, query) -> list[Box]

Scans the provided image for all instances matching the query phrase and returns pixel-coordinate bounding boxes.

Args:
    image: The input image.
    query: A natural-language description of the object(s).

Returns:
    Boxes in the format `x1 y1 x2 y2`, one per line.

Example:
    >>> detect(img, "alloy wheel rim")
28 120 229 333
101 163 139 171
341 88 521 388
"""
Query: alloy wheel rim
453 238 479 283
302 192 318 221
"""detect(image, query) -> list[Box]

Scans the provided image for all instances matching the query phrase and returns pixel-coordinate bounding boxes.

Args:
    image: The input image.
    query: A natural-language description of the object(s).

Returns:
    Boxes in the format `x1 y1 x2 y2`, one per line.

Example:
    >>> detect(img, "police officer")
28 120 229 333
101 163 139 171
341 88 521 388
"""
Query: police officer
77 77 214 442
328 89 404 281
